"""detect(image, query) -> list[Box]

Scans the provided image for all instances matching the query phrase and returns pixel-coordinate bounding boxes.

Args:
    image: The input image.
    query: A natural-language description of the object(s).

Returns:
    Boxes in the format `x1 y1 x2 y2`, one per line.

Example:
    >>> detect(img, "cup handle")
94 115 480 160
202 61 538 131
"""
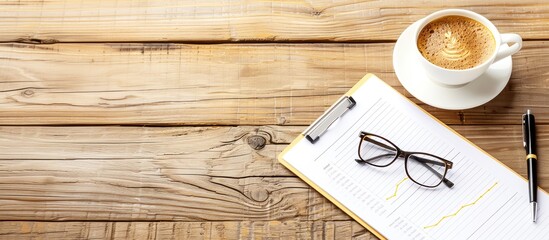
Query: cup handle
494 33 522 63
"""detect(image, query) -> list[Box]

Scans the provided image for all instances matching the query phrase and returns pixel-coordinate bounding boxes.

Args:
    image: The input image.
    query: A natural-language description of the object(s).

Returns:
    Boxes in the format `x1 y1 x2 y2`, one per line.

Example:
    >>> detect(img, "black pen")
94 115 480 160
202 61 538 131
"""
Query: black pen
523 109 538 222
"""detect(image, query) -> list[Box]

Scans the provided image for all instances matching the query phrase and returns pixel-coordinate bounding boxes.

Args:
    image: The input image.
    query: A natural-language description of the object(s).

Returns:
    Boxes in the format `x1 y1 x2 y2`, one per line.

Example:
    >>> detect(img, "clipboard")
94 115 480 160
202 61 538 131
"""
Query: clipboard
278 73 549 240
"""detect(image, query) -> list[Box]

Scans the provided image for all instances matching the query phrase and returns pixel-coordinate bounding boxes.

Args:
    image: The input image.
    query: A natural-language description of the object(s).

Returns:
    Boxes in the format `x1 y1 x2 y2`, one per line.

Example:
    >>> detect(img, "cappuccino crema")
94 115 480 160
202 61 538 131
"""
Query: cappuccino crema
417 15 495 70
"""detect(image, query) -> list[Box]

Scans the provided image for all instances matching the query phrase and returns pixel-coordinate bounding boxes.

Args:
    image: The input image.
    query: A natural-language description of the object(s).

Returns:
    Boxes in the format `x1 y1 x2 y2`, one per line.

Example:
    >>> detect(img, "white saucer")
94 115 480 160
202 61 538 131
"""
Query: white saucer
393 21 512 110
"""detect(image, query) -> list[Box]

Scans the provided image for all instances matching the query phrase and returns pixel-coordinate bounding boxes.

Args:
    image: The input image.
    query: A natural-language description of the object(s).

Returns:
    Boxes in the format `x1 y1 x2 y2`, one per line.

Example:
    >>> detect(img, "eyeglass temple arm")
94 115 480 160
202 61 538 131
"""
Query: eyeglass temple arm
355 154 395 163
411 155 455 188
360 133 396 151
356 155 455 188
407 155 450 168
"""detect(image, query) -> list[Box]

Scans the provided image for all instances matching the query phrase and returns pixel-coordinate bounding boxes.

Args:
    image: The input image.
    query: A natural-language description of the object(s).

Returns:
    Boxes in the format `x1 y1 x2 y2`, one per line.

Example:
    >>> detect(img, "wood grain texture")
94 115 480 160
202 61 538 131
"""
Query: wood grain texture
1 0 549 42
4 1 549 238
0 221 376 240
0 125 547 221
0 126 312 221
1 41 549 126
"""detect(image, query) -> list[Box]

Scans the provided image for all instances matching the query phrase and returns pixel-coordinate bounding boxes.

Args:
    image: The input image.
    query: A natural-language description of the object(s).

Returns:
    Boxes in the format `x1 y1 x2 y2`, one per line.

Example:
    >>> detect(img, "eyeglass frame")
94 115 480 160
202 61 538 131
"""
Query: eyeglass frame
355 131 455 188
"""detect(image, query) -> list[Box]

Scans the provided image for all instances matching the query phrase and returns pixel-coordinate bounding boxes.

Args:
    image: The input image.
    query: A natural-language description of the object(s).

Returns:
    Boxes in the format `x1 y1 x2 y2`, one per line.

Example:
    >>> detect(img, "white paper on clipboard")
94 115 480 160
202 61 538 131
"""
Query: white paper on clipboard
279 74 549 240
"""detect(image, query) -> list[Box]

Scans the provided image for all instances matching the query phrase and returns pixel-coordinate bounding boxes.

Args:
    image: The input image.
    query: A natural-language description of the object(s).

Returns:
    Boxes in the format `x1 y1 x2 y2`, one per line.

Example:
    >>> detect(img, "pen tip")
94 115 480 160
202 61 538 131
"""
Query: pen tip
532 202 538 223
527 109 532 114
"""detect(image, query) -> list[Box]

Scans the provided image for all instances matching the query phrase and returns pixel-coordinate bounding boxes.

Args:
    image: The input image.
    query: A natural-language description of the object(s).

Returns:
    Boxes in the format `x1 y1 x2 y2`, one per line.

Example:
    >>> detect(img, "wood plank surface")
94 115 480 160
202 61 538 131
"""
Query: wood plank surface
1 0 549 43
0 221 376 240
3 2 549 238
0 125 547 222
1 41 548 126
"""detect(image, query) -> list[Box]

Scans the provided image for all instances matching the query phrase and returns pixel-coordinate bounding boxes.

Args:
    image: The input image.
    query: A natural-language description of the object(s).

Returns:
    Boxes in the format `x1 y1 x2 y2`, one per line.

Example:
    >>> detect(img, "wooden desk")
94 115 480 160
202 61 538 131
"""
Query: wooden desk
0 1 548 239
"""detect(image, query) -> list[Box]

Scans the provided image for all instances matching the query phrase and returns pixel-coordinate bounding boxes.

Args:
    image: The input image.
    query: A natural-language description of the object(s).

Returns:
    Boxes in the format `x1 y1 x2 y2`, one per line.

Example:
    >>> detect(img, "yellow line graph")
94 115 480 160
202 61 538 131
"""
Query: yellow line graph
424 182 498 229
386 177 409 200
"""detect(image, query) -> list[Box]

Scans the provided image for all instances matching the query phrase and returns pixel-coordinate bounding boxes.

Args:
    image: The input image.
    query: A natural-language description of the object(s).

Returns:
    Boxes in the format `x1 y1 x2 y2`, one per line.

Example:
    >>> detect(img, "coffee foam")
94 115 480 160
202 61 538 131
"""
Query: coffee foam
417 16 496 70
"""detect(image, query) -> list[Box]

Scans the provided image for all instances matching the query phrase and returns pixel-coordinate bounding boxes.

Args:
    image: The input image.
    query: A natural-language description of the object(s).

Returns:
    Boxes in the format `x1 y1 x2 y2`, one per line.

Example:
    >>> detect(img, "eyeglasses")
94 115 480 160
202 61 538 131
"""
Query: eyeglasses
355 131 454 188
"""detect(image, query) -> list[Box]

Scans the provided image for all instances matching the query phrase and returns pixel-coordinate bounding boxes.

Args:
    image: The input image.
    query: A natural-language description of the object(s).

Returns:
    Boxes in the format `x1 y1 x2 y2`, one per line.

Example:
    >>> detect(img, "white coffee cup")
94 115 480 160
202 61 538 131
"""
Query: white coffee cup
412 9 522 86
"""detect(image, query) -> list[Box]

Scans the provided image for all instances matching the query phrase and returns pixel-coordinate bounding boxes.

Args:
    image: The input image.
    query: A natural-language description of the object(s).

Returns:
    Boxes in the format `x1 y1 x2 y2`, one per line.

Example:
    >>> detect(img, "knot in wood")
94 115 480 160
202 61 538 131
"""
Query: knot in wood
249 188 269 202
278 116 286 125
21 89 34 97
247 135 266 150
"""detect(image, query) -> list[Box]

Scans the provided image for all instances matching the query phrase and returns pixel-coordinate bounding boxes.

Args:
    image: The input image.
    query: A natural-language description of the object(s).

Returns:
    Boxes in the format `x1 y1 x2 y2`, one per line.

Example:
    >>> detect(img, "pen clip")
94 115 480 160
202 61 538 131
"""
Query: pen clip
522 113 528 149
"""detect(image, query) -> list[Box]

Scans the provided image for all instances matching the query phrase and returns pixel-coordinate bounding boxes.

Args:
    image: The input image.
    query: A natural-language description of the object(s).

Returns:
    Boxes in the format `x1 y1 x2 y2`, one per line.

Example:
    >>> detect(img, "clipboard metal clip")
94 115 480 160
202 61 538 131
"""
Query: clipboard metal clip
304 96 356 144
